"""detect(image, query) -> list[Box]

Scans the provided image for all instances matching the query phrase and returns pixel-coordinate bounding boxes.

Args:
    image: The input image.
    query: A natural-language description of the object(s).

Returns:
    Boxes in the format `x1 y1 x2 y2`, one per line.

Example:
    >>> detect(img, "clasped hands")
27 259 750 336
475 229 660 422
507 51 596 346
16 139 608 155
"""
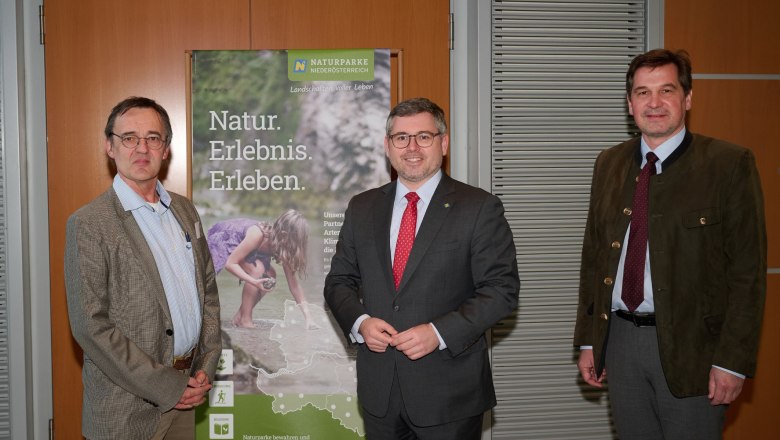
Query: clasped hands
175 369 212 409
359 317 439 360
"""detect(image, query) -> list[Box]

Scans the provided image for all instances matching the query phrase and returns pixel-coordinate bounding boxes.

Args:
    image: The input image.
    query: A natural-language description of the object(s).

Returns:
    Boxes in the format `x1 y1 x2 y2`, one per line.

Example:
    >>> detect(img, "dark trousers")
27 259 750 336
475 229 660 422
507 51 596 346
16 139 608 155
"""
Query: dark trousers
362 369 484 440
606 312 727 440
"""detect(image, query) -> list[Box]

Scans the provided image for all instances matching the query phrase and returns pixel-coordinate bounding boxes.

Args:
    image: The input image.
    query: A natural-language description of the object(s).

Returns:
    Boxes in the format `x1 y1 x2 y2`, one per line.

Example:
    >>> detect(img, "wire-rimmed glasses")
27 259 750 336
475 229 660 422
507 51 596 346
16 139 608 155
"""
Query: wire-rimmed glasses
110 133 166 150
388 131 442 149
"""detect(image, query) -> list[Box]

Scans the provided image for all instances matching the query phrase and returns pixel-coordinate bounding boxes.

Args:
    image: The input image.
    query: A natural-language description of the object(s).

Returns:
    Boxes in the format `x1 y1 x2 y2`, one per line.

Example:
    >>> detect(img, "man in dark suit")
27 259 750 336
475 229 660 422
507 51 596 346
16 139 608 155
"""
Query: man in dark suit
324 97 520 439
65 97 221 439
574 49 766 439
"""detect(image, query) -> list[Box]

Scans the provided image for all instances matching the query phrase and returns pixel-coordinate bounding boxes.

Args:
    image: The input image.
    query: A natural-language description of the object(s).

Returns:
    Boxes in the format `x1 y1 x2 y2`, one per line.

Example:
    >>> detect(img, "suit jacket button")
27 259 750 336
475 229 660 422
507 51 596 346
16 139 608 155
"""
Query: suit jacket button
611 241 621 249
166 329 173 336
603 277 613 286
600 313 609 321
623 207 632 216
393 305 400 311
699 217 707 225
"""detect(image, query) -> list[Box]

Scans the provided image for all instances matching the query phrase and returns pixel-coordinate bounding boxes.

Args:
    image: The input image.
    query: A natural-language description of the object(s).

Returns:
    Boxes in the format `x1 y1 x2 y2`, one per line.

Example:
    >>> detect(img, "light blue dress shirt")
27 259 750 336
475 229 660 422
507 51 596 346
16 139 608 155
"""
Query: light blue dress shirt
113 175 202 356
610 128 685 313
389 171 442 261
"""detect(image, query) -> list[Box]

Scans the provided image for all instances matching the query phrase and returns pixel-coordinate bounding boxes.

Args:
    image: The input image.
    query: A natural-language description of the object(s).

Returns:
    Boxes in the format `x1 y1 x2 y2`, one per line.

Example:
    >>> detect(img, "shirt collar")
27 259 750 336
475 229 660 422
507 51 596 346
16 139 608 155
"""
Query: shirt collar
113 174 171 212
640 127 686 170
394 170 443 206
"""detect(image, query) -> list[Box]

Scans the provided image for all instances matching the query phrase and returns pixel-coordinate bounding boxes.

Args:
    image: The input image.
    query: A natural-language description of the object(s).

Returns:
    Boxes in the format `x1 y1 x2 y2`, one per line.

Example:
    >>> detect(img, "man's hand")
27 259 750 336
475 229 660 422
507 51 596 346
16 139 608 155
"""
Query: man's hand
359 317 398 353
708 367 744 405
174 370 212 409
390 323 439 360
577 349 606 388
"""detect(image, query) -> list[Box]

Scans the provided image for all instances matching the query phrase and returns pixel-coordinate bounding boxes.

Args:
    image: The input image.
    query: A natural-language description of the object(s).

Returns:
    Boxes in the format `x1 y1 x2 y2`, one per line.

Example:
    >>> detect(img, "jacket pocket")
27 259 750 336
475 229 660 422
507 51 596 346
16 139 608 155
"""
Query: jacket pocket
683 207 721 229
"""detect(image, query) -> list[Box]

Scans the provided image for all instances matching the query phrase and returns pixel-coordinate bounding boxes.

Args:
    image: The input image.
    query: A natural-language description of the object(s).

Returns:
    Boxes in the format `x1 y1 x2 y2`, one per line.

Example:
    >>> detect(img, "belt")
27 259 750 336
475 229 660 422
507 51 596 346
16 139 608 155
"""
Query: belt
615 309 656 327
173 352 194 370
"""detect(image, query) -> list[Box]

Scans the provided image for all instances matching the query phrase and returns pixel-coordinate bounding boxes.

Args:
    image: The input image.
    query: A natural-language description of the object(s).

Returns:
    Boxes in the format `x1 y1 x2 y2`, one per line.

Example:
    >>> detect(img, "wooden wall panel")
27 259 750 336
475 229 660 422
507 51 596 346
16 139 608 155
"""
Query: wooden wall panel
248 0 451 125
686 80 779 267
45 0 251 197
45 1 250 438
665 0 780 73
666 1 779 438
723 275 780 438
46 1 450 438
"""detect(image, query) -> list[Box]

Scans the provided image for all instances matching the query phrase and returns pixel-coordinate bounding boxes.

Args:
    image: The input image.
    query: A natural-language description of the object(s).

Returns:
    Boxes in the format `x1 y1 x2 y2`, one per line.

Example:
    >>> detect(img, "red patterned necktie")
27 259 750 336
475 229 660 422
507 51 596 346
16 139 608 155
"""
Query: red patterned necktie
621 152 659 312
393 192 420 289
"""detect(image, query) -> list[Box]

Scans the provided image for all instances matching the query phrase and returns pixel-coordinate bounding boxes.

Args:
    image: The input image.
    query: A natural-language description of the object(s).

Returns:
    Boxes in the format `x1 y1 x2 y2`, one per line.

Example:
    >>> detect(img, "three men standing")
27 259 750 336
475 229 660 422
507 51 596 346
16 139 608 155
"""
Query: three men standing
63 50 767 440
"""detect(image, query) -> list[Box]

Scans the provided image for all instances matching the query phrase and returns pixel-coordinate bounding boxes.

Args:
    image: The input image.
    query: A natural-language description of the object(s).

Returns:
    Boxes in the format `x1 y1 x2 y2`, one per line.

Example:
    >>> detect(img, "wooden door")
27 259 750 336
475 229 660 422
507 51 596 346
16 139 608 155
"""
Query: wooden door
44 0 449 438
248 0 450 115
665 0 780 437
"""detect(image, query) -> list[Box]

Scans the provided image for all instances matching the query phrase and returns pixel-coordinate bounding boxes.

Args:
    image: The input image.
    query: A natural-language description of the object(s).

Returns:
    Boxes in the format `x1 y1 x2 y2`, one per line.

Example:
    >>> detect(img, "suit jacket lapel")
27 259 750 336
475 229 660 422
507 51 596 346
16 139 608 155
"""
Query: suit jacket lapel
110 188 173 324
374 181 396 293
396 175 455 293
614 138 641 239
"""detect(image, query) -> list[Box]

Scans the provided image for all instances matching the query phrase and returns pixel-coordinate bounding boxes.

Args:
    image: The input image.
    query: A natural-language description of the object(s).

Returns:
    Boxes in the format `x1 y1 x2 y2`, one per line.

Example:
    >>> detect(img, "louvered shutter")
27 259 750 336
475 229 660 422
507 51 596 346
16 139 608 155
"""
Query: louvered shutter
490 1 648 438
0 99 8 437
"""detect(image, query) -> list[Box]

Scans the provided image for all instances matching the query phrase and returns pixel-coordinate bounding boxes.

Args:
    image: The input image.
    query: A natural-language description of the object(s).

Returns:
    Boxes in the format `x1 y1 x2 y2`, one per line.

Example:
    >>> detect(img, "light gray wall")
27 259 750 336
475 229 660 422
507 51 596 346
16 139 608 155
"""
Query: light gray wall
0 0 52 438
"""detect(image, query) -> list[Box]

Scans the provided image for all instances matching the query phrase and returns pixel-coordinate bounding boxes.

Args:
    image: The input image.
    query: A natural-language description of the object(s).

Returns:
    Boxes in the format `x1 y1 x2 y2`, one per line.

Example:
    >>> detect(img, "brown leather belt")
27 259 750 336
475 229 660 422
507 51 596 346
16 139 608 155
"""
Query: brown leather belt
173 353 194 370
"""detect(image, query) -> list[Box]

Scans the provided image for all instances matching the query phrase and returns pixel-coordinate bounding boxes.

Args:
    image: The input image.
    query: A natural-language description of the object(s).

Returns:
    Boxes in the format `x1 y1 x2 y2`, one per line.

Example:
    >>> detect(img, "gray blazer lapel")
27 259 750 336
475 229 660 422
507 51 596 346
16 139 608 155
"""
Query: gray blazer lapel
396 176 455 292
110 189 173 324
374 182 396 292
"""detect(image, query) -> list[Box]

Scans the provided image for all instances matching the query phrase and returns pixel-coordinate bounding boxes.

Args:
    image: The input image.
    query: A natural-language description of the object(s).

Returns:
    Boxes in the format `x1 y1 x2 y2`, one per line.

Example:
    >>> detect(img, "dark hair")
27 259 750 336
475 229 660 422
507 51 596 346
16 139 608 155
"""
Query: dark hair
626 49 692 97
104 96 173 146
385 97 447 135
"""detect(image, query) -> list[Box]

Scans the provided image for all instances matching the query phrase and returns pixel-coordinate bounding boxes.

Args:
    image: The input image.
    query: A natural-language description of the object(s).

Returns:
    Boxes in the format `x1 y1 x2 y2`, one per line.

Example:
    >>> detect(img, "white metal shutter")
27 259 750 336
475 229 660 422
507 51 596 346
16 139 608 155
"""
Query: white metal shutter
0 83 9 438
490 1 647 438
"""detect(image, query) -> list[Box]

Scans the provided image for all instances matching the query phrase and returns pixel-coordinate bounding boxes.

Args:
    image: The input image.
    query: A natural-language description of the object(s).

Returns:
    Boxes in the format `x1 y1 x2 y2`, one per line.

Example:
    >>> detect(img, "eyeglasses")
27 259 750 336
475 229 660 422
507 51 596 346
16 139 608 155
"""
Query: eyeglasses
388 131 442 149
110 133 166 150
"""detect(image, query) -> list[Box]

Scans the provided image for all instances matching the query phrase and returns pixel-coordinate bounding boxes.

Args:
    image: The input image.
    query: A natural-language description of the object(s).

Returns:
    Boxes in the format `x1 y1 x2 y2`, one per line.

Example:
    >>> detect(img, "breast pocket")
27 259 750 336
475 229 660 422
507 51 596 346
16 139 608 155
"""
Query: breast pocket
682 207 721 229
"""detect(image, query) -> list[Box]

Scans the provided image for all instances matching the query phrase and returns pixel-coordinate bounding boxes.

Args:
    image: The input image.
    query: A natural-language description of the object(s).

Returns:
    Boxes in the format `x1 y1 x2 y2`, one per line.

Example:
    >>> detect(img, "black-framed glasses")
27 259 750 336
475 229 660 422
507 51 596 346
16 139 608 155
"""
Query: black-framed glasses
110 133 166 150
388 131 442 149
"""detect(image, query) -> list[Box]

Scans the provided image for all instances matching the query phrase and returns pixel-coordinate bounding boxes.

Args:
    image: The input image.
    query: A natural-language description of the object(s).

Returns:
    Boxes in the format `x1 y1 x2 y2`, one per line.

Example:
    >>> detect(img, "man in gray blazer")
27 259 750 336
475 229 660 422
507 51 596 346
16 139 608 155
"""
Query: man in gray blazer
65 97 221 440
574 49 766 439
325 98 520 439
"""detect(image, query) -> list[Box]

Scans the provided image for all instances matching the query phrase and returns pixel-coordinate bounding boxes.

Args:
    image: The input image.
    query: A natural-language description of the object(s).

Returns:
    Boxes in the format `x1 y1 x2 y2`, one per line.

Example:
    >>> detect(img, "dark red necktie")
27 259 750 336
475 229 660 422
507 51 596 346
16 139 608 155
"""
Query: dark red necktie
621 152 659 312
393 192 420 289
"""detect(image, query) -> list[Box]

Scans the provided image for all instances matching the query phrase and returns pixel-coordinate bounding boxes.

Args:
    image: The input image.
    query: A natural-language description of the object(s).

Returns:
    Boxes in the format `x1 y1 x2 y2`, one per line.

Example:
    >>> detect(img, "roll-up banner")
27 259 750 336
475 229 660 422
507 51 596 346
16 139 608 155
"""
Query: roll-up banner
192 49 391 440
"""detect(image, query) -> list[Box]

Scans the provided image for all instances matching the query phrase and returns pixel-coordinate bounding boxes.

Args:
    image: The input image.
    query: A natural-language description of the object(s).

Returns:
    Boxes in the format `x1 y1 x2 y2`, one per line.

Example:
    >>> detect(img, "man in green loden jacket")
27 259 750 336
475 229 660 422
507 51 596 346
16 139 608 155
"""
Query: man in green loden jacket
574 49 766 439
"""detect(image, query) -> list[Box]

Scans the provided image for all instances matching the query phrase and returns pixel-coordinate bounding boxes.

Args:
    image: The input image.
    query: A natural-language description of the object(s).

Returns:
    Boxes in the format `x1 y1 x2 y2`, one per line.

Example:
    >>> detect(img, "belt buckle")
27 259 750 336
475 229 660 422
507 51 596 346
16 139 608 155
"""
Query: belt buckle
630 312 653 327
616 309 654 327
173 350 194 370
